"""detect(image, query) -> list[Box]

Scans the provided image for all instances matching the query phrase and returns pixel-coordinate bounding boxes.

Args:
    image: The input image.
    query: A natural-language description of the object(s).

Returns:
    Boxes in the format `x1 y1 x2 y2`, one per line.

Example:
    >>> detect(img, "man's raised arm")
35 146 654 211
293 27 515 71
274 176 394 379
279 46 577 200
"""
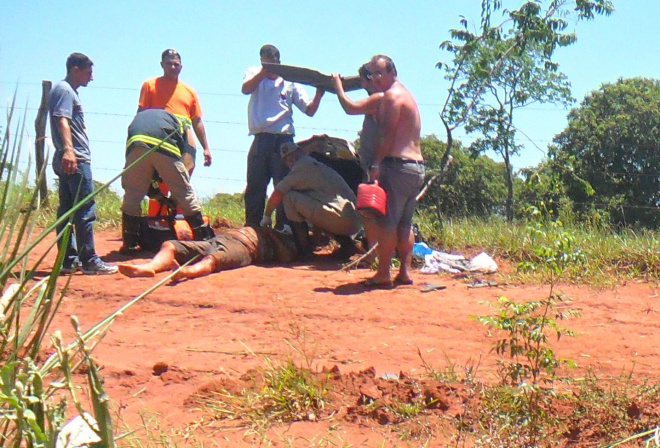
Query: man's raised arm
241 67 266 95
331 74 382 116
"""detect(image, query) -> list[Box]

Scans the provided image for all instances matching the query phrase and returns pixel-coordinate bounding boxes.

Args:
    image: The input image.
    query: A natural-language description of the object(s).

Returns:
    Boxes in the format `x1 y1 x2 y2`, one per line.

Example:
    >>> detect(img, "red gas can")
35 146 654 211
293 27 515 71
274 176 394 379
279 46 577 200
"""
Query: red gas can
356 181 387 218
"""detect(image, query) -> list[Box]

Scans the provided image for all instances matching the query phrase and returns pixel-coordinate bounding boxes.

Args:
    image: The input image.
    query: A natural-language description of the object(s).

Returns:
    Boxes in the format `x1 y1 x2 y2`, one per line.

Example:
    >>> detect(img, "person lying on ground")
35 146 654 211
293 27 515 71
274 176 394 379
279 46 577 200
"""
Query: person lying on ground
117 226 297 282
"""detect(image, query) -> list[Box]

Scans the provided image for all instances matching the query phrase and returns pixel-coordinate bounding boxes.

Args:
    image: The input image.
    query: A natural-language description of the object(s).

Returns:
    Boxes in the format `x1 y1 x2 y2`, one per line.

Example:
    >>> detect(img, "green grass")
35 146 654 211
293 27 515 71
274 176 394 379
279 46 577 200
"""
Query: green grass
202 191 245 226
415 210 660 284
39 186 246 229
197 357 330 436
418 356 660 447
39 181 124 229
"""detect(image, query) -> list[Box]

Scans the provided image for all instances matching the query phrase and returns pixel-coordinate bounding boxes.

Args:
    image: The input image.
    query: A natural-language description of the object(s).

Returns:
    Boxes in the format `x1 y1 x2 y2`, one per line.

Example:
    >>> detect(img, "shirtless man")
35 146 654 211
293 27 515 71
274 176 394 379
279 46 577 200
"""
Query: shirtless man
117 226 296 282
363 54 424 288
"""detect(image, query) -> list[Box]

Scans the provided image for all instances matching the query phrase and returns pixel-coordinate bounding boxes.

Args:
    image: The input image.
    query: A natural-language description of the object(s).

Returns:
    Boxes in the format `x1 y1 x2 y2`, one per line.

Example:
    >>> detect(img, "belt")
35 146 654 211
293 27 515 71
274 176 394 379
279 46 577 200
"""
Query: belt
382 156 424 165
255 132 293 137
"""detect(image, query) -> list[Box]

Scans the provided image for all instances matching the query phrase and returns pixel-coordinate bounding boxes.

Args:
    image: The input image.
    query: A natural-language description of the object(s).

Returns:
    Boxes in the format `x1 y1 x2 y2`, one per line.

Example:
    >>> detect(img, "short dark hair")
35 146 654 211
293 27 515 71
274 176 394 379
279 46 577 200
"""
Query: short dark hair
260 44 280 62
358 63 371 80
66 53 93 73
161 49 181 62
370 54 397 76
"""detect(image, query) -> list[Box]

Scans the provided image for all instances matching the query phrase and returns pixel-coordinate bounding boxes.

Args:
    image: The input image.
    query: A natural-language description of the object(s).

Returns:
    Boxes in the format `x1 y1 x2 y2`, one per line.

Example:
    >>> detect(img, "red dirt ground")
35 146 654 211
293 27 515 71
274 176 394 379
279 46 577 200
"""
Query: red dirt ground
32 230 660 447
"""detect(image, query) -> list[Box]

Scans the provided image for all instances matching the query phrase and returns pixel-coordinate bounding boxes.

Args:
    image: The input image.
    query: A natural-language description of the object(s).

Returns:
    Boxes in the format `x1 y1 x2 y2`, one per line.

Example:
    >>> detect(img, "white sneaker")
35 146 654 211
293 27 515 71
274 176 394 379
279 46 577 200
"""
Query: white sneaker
81 260 118 275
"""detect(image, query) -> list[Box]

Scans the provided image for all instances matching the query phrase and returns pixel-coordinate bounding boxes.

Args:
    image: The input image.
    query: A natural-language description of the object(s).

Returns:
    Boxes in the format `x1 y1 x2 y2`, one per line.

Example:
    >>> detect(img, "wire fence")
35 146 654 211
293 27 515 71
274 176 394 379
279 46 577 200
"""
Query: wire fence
3 79 571 196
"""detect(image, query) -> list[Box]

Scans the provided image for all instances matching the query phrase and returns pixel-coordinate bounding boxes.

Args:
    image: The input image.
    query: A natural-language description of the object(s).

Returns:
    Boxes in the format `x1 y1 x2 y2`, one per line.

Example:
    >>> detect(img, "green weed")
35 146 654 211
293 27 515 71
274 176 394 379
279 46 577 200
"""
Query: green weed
2 96 195 447
418 349 480 385
470 205 581 446
202 192 245 226
564 371 660 446
200 357 330 435
1 96 116 447
414 208 660 285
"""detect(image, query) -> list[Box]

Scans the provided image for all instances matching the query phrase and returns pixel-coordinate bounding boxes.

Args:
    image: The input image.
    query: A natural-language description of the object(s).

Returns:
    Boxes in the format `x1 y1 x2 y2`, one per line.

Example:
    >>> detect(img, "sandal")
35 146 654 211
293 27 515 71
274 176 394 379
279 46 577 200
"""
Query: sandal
393 275 414 286
362 277 394 289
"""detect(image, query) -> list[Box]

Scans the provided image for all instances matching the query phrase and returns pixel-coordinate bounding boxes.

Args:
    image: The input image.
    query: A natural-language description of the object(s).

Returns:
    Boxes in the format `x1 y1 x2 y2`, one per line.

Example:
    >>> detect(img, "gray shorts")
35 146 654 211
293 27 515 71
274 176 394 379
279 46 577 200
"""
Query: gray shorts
378 157 425 229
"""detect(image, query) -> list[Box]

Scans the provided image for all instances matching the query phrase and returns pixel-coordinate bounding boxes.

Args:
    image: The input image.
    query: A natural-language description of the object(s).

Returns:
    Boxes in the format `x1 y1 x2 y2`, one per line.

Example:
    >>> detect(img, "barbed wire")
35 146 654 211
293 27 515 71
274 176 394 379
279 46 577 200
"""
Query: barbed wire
6 105 368 135
15 159 246 183
1 80 573 112
6 105 555 146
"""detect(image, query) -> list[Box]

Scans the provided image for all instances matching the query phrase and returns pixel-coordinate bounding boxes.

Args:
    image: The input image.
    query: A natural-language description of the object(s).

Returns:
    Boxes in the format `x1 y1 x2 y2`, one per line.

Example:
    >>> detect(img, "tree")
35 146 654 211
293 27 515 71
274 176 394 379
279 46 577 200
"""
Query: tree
419 135 509 219
550 77 660 227
461 37 573 221
436 0 614 221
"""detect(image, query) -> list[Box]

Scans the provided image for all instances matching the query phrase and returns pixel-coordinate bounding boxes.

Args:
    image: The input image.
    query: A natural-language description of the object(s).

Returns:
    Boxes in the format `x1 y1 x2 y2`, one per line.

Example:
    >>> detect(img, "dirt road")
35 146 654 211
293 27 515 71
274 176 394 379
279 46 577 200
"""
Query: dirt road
38 230 660 446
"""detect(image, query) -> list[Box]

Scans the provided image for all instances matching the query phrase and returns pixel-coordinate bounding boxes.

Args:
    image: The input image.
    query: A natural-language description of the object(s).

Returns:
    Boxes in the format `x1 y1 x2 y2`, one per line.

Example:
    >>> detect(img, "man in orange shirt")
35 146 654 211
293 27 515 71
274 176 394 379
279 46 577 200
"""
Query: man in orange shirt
138 49 212 174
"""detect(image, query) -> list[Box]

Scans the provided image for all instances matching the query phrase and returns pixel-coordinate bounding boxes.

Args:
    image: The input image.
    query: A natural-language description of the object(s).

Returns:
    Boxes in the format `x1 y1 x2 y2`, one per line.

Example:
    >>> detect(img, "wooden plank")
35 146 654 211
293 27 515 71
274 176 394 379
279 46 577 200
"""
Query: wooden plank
262 63 363 93
34 80 51 205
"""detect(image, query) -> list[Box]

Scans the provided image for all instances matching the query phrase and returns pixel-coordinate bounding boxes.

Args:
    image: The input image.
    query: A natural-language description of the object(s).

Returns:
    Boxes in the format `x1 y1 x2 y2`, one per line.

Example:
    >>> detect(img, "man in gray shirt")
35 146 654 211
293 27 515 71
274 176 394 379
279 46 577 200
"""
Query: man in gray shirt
49 52 117 275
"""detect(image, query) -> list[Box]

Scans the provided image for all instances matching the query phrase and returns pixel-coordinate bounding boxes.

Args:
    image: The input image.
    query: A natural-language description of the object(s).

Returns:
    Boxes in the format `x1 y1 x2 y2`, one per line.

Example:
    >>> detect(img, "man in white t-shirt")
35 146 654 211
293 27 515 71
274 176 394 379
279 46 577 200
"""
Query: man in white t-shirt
241 44 324 230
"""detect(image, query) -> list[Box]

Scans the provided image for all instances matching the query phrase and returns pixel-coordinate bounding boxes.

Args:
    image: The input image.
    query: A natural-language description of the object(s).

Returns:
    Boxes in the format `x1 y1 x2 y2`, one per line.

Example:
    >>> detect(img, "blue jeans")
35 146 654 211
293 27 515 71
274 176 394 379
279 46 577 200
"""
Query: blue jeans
55 161 100 267
244 133 293 228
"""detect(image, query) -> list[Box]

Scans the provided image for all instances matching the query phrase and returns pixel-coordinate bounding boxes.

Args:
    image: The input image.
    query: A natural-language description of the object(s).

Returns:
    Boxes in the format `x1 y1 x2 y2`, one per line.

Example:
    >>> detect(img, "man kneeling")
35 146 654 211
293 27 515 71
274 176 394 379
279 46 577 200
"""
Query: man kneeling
118 226 296 282
261 142 362 259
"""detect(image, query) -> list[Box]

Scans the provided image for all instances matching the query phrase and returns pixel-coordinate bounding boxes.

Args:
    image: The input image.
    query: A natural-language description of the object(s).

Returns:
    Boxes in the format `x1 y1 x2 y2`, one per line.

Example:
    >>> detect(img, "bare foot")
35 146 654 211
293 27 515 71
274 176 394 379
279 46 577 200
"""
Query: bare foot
170 269 187 283
118 263 156 278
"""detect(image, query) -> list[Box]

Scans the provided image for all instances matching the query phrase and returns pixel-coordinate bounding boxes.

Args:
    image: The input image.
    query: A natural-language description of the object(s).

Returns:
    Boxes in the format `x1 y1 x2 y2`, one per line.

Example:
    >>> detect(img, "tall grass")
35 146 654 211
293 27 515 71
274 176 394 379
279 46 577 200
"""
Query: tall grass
416 209 660 283
39 181 124 230
202 191 244 226
39 186 246 230
0 93 121 446
1 95 188 447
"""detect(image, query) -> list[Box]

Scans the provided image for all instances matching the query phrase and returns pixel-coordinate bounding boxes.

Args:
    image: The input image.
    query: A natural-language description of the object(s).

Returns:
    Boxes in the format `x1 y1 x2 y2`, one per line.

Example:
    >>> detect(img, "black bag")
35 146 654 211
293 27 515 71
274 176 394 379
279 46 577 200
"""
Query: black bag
139 217 177 252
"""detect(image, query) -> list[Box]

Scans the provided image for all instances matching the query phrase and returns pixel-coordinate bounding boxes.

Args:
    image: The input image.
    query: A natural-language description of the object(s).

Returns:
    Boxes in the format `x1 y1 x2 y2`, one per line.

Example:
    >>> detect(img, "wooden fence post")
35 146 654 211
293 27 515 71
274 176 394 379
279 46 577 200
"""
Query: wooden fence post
34 80 51 205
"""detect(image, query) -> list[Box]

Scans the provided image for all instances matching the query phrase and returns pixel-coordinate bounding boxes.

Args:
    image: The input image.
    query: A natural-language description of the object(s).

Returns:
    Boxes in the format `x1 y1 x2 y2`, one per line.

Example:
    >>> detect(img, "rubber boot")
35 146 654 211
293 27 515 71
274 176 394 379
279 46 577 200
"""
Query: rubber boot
290 221 313 260
120 213 142 254
186 212 215 241
333 235 358 260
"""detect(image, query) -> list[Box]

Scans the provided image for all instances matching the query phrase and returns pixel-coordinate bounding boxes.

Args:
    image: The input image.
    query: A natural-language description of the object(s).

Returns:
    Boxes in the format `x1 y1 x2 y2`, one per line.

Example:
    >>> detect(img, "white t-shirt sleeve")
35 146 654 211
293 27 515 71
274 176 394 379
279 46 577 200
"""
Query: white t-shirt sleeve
291 83 311 114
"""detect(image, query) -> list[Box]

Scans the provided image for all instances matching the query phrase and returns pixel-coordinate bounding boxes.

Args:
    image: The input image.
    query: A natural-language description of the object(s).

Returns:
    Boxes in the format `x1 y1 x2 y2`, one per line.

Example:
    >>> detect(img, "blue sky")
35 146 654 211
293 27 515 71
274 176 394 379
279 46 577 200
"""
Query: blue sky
2 0 659 199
